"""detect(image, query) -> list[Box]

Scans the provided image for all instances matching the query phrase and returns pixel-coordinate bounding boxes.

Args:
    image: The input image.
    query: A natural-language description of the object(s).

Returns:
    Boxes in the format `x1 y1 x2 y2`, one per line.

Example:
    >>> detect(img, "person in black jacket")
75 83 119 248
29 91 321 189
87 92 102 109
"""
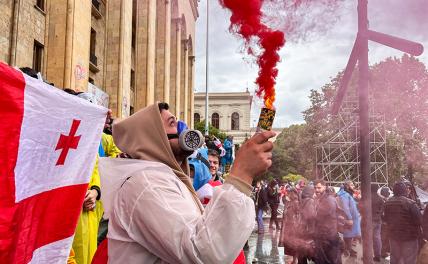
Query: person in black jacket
255 182 269 234
383 181 422 264
267 179 281 230
371 184 385 262
314 179 342 264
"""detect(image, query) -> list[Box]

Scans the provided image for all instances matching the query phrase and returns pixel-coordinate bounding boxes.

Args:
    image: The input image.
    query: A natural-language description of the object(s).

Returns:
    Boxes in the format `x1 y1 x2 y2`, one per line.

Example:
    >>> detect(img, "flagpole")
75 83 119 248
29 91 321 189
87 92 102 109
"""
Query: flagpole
204 0 210 136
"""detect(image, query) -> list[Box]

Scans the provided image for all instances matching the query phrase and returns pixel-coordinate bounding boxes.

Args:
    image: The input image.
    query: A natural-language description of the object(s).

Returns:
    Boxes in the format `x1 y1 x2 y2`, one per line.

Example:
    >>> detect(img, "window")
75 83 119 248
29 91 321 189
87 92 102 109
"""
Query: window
88 77 94 84
90 28 97 65
231 112 240 130
130 106 134 115
130 70 135 92
211 113 219 129
131 0 137 48
194 113 200 123
36 0 45 11
32 40 44 73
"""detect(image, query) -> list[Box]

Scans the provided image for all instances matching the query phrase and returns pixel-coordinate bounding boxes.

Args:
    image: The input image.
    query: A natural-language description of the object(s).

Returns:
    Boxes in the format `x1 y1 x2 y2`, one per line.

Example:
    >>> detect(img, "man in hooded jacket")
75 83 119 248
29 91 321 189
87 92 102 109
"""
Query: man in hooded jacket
100 102 275 264
336 180 361 257
383 181 422 264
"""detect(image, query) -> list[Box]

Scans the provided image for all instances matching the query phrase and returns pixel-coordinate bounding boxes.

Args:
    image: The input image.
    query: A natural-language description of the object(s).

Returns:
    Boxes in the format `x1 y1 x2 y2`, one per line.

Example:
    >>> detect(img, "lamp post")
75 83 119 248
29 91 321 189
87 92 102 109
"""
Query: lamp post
204 0 210 136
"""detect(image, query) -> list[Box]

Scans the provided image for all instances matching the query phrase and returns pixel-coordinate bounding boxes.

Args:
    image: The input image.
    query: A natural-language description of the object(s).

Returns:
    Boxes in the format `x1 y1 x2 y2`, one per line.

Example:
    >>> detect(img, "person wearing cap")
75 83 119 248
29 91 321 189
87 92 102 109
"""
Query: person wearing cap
383 181 423 264
99 102 275 263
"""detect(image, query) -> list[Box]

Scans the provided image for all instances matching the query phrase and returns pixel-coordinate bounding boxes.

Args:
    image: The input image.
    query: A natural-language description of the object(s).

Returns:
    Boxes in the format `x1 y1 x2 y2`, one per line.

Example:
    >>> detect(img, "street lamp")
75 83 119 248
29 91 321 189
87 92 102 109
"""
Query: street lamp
204 0 210 136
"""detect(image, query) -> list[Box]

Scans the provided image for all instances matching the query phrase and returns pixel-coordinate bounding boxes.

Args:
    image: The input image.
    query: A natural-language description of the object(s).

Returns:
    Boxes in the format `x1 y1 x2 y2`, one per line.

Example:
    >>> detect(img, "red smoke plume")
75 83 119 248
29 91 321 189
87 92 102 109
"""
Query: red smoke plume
219 0 285 109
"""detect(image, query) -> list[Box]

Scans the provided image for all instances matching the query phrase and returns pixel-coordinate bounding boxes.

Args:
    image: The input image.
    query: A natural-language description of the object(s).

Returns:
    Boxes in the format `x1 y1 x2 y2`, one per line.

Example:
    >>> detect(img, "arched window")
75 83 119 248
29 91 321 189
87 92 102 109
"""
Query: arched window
231 112 239 130
194 113 200 123
211 113 219 129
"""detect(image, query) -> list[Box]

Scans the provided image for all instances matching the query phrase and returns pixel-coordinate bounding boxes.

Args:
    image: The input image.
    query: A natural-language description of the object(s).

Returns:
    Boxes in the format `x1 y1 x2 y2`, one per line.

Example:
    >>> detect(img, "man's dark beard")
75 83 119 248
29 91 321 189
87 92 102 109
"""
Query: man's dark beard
171 145 194 162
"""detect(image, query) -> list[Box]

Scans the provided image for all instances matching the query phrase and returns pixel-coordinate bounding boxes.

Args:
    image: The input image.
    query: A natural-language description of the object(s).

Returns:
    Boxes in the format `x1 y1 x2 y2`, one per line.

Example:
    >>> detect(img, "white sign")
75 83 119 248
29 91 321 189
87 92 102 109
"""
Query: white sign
88 82 109 108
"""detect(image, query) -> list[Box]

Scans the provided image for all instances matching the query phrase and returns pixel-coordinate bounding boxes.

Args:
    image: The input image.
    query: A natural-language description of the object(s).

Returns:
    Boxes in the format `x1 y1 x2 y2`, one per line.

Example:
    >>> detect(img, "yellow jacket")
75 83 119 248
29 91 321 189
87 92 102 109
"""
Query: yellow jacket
101 133 121 158
71 157 103 264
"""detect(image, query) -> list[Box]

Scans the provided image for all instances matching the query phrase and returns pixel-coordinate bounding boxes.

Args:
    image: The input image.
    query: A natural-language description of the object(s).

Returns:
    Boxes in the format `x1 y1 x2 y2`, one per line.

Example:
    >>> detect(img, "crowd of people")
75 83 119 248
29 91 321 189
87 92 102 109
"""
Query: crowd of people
19 68 428 264
253 178 428 264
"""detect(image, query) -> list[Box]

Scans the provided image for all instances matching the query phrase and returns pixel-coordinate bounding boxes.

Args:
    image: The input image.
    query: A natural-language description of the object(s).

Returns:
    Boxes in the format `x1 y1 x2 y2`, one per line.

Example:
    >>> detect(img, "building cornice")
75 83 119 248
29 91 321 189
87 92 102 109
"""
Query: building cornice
189 0 199 19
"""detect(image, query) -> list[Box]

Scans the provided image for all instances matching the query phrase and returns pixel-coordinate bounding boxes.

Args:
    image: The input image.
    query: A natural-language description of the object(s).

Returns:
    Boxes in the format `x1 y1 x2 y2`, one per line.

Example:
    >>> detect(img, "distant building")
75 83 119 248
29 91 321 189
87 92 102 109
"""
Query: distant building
0 0 199 125
194 91 253 145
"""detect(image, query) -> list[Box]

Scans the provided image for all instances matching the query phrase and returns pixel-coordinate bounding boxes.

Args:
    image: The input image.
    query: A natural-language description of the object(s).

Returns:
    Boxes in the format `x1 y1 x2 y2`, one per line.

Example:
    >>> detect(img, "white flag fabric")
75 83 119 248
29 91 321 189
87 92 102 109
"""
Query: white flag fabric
0 62 107 264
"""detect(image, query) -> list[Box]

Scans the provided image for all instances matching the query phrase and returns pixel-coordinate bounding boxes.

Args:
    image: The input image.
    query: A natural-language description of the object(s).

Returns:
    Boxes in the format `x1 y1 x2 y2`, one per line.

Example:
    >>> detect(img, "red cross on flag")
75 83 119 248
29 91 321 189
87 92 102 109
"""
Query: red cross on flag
0 62 107 263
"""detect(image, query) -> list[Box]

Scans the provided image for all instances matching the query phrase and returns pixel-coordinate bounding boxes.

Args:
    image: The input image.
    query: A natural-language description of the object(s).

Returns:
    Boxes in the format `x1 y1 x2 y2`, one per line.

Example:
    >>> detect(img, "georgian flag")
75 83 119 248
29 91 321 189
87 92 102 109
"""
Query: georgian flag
0 62 107 263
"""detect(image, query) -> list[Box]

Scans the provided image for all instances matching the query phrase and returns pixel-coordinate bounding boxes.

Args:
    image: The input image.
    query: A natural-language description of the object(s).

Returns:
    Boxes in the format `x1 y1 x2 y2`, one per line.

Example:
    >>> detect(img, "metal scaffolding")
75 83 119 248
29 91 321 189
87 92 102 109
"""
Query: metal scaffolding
316 88 389 187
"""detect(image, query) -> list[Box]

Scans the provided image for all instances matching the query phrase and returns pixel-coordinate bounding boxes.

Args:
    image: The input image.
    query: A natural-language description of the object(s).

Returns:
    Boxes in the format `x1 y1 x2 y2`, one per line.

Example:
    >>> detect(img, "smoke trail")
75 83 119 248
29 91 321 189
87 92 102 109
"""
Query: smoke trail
218 0 285 109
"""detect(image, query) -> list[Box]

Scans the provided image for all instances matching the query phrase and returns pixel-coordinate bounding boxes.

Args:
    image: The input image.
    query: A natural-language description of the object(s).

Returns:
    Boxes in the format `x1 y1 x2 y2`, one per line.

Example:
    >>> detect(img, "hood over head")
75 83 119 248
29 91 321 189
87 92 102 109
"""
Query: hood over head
301 185 315 199
112 103 202 212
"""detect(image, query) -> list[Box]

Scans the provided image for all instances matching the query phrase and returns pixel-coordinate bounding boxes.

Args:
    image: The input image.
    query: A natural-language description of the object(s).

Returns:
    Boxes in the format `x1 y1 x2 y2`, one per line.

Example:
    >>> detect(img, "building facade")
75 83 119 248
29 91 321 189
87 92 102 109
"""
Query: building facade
0 0 198 125
194 91 253 145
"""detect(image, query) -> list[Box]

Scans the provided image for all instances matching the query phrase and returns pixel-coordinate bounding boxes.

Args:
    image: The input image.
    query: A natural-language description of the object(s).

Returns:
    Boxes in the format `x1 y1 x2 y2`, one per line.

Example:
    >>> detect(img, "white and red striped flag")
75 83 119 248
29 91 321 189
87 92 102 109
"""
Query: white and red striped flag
0 62 107 263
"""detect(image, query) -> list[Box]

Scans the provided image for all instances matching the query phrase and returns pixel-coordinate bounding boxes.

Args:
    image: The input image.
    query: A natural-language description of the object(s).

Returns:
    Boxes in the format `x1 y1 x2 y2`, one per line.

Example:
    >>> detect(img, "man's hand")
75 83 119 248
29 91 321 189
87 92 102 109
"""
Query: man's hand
83 189 97 211
230 131 276 185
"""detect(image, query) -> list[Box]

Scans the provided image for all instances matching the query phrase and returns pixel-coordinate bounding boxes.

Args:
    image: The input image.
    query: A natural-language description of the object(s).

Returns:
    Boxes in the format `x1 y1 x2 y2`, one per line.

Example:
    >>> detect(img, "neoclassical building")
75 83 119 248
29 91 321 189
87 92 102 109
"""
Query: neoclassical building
0 0 198 125
194 91 253 145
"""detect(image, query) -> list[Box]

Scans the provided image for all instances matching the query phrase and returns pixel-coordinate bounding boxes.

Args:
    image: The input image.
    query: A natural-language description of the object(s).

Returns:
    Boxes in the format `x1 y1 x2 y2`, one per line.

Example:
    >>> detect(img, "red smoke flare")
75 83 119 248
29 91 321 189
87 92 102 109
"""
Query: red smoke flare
219 0 285 109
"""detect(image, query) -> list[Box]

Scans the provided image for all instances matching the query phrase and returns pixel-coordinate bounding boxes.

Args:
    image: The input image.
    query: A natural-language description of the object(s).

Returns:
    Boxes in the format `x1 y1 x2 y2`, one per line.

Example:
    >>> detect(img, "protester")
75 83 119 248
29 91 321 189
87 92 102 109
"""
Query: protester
371 184 385 262
101 102 275 263
255 181 269 234
298 185 317 264
208 149 223 183
295 179 306 194
221 135 234 171
279 188 300 264
267 179 281 230
313 179 342 264
378 186 393 258
337 180 361 258
383 181 422 264
188 148 211 192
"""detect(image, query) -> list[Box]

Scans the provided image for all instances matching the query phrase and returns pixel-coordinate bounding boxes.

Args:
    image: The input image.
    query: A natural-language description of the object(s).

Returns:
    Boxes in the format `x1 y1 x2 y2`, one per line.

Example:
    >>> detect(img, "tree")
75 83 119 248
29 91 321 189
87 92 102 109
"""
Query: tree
304 54 428 185
267 124 316 180
194 120 227 141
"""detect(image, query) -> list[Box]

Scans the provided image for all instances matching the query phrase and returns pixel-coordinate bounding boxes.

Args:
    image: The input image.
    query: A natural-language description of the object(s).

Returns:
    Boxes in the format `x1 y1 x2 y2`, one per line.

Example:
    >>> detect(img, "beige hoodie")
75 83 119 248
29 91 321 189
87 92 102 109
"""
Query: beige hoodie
112 103 202 212
101 103 255 264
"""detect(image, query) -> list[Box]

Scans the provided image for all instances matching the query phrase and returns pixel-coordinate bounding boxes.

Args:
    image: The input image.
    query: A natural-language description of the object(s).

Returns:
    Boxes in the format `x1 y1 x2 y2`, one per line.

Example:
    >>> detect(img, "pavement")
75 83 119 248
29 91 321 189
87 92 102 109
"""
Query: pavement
244 220 391 264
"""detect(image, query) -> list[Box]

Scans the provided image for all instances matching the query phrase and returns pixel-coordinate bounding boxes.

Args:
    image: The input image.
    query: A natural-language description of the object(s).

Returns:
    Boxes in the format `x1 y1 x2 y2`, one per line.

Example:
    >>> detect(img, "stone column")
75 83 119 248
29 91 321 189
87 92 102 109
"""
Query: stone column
154 0 165 101
163 0 171 103
135 0 156 110
189 55 195 128
174 18 181 117
182 39 189 124
105 0 132 117
146 0 156 105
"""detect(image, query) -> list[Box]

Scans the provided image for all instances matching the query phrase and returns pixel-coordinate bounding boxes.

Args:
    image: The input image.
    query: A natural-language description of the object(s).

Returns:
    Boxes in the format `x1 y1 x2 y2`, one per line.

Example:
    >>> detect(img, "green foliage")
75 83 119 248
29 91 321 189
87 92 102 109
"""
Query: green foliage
282 173 306 183
267 124 316 180
270 55 428 185
303 54 428 184
194 120 227 141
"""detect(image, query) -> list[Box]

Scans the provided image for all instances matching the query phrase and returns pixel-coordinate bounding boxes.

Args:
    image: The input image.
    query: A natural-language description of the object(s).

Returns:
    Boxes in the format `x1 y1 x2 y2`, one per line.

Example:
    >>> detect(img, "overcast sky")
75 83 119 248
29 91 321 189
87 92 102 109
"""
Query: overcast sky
194 0 428 128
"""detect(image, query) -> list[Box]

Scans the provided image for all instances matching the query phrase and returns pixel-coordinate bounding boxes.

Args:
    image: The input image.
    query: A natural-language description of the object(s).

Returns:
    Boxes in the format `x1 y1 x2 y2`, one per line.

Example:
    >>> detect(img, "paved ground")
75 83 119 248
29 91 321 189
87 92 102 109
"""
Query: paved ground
244 220 391 264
